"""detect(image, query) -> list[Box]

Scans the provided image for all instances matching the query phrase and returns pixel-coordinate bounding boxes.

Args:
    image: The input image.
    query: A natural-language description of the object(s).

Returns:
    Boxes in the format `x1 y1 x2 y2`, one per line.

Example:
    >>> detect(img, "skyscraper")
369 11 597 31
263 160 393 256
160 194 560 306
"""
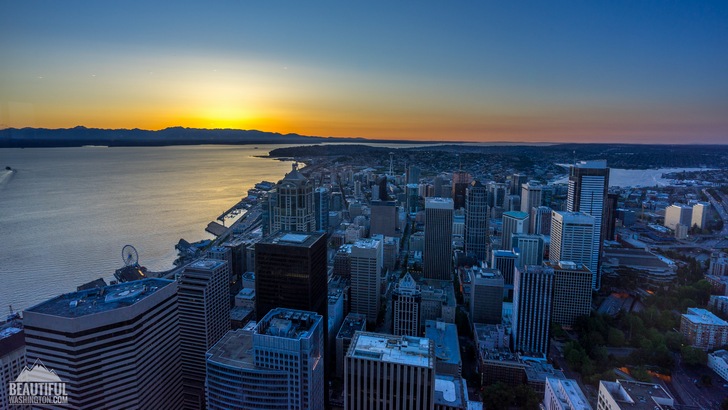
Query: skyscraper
424 197 454 280
512 173 527 199
370 200 398 237
345 332 435 410
511 233 544 268
465 180 489 262
23 279 184 409
531 206 553 236
452 170 472 210
177 259 231 408
392 272 422 336
491 249 519 286
566 160 609 288
0 323 25 410
314 187 330 232
269 163 315 234
548 261 593 328
501 211 529 250
469 267 504 325
349 238 383 325
512 265 554 355
206 309 325 410
550 211 598 289
520 182 543 222
255 232 328 323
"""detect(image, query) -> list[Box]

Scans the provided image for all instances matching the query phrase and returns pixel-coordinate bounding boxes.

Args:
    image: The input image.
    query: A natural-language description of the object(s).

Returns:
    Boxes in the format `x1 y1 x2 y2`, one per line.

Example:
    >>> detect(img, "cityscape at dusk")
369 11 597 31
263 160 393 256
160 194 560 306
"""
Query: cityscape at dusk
2 1 728 143
3 2 728 410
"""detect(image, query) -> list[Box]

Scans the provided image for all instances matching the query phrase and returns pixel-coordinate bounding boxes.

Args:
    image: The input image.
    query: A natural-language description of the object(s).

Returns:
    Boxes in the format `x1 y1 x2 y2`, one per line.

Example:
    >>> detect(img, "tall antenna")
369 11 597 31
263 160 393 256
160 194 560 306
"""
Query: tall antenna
389 152 394 177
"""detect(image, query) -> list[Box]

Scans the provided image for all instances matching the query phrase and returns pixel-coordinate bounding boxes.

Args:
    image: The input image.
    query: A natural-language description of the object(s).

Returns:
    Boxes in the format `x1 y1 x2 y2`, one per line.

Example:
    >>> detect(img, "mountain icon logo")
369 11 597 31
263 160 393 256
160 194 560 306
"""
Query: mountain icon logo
14 360 63 383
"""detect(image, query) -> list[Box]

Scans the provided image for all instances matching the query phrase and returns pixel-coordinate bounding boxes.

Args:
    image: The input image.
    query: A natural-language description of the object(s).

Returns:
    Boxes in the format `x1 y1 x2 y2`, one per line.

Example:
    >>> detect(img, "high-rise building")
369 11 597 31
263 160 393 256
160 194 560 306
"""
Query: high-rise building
512 265 554 355
392 272 422 336
692 202 710 230
424 321 462 377
177 259 231 408
465 180 489 262
23 279 184 410
406 183 420 213
344 332 435 410
550 211 598 289
314 187 330 232
469 267 504 325
452 171 472 210
548 261 593 328
520 182 542 216
0 324 25 410
511 234 544 268
206 309 325 410
566 160 609 288
511 174 527 198
407 165 421 184
680 308 728 350
269 163 315 234
501 211 528 250
531 206 553 236
370 200 398 237
664 204 693 231
336 313 367 378
350 238 383 325
488 182 507 209
255 232 328 323
604 193 618 241
491 250 519 286
424 198 454 280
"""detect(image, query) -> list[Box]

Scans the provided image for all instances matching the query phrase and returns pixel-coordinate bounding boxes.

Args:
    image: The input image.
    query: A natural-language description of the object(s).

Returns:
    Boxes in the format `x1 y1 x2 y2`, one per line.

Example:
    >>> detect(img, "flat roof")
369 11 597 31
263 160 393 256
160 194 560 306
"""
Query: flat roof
336 313 367 340
188 259 227 271
503 211 528 219
25 278 174 318
546 378 591 410
257 308 321 340
262 231 324 248
349 332 433 368
425 321 461 366
683 308 728 326
206 329 256 369
434 375 465 408
604 379 674 409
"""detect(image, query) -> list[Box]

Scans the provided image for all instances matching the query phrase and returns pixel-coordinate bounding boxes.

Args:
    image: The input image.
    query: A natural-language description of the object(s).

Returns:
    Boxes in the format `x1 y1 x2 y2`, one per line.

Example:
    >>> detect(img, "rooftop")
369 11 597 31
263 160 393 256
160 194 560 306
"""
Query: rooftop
434 375 466 408
683 308 728 326
206 329 256 369
257 308 321 340
353 238 381 249
188 259 227 271
349 332 433 368
546 378 591 410
25 278 174 318
262 231 324 248
575 160 607 169
601 379 674 409
425 197 454 209
336 313 367 340
425 321 461 366
503 211 529 219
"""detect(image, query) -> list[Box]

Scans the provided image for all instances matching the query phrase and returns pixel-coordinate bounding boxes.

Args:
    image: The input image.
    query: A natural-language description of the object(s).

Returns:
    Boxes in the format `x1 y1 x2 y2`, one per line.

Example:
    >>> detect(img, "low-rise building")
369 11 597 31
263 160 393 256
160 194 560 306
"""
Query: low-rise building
708 349 728 383
597 379 674 410
543 378 591 410
680 307 728 350
425 320 462 377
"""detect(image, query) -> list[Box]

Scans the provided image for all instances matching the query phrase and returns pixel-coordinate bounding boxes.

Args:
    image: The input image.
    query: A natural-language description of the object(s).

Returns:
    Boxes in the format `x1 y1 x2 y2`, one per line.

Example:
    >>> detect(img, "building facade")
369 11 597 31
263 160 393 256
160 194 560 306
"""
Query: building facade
269 163 315 234
501 211 528 251
23 279 184 410
512 265 554 355
350 238 383 325
424 198 454 280
465 180 489 262
344 332 435 410
548 261 593 328
550 211 598 290
392 273 422 336
680 308 728 350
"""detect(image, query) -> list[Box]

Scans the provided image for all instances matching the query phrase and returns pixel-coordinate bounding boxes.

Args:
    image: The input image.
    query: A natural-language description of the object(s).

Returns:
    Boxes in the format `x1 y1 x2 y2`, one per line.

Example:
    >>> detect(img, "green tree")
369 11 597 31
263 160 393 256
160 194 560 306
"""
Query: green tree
681 346 708 366
607 328 626 347
665 332 684 351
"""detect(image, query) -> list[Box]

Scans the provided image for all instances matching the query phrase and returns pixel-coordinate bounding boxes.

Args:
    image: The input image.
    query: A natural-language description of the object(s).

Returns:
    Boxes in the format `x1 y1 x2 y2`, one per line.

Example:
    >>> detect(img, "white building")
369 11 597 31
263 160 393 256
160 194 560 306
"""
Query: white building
350 238 383 325
501 211 528 250
680 307 728 350
543 377 591 410
708 349 728 383
345 332 435 410
520 182 543 220
597 379 673 410
550 211 598 290
691 202 710 229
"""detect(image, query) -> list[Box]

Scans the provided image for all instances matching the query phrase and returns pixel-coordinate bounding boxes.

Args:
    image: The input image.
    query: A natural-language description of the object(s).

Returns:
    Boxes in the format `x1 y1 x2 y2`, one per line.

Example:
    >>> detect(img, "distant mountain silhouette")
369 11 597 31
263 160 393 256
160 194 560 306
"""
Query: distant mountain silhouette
0 126 377 148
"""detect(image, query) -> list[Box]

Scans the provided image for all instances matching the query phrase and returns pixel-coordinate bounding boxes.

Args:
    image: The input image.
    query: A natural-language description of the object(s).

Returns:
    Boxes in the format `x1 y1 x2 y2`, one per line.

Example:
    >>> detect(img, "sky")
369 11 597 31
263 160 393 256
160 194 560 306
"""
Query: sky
1 1 727 143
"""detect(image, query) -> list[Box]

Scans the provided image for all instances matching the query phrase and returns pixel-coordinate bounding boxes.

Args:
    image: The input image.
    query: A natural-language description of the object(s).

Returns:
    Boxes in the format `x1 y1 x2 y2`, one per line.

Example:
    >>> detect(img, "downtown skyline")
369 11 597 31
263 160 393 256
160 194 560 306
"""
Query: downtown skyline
1 1 727 143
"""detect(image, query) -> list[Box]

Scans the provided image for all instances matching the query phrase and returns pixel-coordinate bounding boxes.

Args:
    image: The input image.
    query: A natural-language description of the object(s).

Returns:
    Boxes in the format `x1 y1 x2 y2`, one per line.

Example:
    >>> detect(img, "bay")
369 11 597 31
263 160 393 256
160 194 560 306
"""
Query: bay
0 145 299 312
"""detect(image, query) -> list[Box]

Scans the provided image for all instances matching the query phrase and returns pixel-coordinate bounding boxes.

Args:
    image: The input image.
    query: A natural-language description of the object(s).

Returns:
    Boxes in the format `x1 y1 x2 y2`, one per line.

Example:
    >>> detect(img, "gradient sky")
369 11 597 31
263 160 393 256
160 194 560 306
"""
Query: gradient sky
1 1 727 143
